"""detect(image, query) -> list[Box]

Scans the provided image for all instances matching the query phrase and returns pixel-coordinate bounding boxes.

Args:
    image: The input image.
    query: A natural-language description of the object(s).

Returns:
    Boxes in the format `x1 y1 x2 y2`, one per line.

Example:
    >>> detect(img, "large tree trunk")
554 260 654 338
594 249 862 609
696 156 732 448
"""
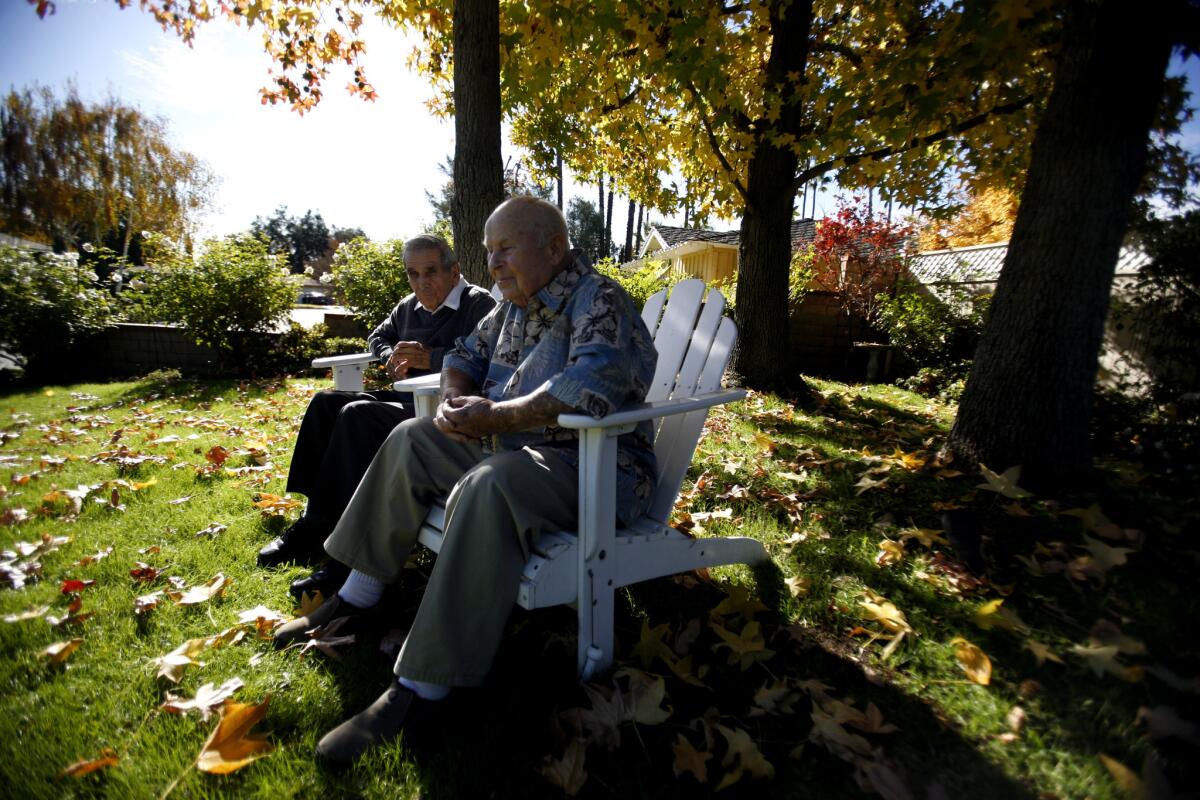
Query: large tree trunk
732 0 814 390
604 184 614 254
623 196 635 261
451 0 504 287
948 0 1172 488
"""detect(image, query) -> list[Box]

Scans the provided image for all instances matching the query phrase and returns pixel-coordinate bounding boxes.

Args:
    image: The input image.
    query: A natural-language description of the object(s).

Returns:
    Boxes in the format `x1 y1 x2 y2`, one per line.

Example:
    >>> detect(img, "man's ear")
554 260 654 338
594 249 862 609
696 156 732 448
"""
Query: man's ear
449 262 461 281
547 232 569 263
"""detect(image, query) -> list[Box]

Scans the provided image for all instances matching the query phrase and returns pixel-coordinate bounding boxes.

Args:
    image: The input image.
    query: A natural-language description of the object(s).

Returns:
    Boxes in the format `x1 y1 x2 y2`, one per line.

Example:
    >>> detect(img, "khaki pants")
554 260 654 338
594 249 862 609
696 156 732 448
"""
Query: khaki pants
324 416 580 687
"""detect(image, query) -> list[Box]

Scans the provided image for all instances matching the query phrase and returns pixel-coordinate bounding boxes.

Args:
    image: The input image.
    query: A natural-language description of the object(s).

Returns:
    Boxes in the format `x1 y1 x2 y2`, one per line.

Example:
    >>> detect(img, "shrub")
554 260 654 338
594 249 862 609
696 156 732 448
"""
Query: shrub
329 238 410 328
0 246 117 378
879 279 990 397
594 258 681 310
145 233 297 373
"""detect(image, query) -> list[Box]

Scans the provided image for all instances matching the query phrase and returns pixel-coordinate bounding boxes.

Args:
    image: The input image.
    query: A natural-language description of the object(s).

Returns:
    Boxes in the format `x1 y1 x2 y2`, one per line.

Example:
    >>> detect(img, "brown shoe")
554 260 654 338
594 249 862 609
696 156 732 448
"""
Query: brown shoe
272 593 371 649
316 680 432 764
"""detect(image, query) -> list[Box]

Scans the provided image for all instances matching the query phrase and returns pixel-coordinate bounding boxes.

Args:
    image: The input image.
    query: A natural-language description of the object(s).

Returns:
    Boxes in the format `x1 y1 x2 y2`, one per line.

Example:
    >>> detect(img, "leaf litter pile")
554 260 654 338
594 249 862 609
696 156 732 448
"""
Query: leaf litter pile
1 377 1197 798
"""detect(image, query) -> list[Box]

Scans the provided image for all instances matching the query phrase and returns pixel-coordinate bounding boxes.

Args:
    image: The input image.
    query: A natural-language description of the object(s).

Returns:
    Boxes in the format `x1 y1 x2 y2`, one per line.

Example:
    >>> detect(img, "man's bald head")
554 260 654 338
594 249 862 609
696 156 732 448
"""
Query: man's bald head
487 196 570 249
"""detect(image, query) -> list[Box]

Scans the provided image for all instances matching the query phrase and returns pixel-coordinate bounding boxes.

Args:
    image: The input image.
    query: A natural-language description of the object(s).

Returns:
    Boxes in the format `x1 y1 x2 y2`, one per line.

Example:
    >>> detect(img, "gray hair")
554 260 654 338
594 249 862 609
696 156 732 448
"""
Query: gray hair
402 235 457 270
491 196 571 248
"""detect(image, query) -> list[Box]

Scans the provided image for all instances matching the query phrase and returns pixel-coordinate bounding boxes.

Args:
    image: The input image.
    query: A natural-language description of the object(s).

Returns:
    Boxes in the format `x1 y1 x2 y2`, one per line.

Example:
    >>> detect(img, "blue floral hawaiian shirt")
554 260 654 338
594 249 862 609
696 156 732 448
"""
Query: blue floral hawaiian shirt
444 252 658 525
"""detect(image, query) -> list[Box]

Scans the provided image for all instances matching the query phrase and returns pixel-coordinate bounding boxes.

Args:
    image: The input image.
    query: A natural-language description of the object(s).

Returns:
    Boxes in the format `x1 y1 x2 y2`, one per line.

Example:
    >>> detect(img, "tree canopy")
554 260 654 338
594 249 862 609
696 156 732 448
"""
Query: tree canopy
0 84 213 257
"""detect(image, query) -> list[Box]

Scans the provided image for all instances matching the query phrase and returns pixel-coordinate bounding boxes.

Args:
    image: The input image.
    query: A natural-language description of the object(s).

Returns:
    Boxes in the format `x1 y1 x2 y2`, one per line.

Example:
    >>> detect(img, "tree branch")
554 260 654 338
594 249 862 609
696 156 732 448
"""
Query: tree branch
810 40 863 66
792 95 1034 190
685 81 749 202
600 83 641 114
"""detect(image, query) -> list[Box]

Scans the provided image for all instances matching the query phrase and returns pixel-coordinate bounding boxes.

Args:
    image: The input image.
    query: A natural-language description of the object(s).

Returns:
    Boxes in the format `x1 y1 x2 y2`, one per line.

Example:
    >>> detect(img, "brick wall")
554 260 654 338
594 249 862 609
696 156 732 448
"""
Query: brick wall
75 323 224 378
788 292 877 379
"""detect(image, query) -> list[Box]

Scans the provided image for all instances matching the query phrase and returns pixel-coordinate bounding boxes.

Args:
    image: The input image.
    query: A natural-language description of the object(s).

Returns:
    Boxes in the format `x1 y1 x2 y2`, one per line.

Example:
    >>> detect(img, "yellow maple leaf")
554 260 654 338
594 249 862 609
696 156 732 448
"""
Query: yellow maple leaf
977 464 1032 499
875 539 905 567
1023 639 1064 666
950 637 992 685
672 734 710 782
542 737 588 796
169 573 232 606
860 590 912 634
195 697 274 774
57 748 119 778
711 620 775 670
715 724 775 790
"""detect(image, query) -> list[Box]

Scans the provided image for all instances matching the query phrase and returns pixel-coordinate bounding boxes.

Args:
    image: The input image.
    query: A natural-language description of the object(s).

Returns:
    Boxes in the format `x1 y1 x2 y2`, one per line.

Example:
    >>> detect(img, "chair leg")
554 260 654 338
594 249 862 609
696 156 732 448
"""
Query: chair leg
577 565 615 681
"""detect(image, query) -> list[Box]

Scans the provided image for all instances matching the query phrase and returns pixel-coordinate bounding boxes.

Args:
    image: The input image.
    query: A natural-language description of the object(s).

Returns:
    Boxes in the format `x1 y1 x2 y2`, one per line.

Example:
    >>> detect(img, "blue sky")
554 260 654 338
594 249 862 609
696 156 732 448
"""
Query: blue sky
1 2 1196 245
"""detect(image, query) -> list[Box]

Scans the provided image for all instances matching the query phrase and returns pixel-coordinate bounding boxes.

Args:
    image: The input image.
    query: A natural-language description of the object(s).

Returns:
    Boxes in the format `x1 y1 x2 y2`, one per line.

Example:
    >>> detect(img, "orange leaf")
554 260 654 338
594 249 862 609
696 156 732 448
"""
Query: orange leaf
195 697 274 774
42 638 83 666
57 748 119 778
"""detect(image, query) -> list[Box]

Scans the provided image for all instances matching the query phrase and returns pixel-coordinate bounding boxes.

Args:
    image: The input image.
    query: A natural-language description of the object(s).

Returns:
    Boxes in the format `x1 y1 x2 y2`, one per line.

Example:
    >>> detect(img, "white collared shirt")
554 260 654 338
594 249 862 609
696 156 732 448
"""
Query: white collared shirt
419 275 467 314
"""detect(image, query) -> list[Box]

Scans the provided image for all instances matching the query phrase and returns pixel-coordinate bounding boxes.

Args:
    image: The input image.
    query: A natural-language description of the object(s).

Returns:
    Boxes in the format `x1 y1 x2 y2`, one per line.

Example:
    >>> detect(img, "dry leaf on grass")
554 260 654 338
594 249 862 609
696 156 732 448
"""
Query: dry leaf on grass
1071 644 1144 682
153 637 212 683
876 540 905 567
57 748 119 778
976 465 1032 499
294 590 325 617
1023 639 1064 666
41 638 83 666
716 724 774 790
195 697 274 774
168 573 232 606
134 590 165 615
161 678 245 721
786 574 811 597
950 637 992 685
4 605 49 623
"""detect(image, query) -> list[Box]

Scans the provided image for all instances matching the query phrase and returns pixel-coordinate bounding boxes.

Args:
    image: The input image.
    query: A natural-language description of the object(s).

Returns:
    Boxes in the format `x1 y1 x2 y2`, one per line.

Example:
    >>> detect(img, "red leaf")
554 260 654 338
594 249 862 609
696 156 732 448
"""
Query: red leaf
60 579 95 595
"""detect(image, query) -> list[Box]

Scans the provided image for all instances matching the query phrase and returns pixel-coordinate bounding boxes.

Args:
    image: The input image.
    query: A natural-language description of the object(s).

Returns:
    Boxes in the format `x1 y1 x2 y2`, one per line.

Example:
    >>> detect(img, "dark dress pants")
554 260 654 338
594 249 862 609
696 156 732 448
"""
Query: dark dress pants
286 389 415 524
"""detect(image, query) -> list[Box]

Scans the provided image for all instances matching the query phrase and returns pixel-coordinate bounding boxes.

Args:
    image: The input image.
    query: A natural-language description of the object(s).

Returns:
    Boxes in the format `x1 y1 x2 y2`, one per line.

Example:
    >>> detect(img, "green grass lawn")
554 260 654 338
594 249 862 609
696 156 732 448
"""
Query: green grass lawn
1 373 1196 798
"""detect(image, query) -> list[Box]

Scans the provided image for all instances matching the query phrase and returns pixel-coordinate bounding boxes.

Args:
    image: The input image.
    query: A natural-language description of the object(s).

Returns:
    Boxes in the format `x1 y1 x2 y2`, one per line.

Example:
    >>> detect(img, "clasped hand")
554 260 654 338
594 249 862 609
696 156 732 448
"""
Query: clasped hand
434 395 497 443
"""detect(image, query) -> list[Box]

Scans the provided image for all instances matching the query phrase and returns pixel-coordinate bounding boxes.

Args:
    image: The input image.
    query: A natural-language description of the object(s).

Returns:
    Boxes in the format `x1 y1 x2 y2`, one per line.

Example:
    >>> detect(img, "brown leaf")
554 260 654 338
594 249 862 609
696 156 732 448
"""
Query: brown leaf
1099 753 1140 794
134 590 165 616
195 697 274 774
615 667 673 725
41 638 83 666
672 734 711 783
153 637 212 683
204 445 231 466
1024 639 1064 666
541 737 588 796
129 562 160 582
976 465 1032 499
875 539 905 567
1007 706 1026 733
162 678 245 721
294 589 325 617
57 748 119 778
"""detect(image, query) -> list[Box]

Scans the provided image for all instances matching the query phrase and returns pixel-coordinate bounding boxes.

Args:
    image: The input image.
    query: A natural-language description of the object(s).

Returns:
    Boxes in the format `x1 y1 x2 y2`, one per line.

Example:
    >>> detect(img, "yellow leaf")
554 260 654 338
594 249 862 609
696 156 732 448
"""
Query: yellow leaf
672 734 711 782
169 573 232 606
542 737 588 796
711 584 767 620
41 638 83 666
860 590 912 634
1023 639 1064 666
950 637 992 685
715 724 774 790
711 621 775 670
899 527 947 548
1099 753 1140 794
875 539 905 567
57 748 119 778
752 432 776 453
972 598 1026 633
195 697 274 774
294 589 325 618
131 479 158 491
786 574 811 597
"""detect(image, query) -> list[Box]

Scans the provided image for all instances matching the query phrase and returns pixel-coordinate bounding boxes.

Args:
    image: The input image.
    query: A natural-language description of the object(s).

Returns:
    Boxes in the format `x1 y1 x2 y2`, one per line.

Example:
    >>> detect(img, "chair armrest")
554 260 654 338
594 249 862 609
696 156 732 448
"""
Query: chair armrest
393 374 441 395
556 388 746 430
312 352 378 368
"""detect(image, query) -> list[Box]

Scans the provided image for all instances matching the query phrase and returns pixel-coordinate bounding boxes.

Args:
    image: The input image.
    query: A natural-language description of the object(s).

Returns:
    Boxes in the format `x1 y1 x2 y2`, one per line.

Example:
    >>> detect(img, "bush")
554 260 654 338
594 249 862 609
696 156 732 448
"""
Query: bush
594 258 681 310
143 233 297 374
329 238 410 328
878 279 990 396
0 246 117 378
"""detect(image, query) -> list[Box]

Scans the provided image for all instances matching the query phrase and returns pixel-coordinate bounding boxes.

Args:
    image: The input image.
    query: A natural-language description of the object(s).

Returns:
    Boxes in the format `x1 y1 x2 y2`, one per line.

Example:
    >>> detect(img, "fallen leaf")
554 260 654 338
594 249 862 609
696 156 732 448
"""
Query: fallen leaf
1081 535 1134 572
195 697 274 774
1071 644 1143 682
42 638 83 666
786 574 811 597
716 724 774 790
1099 753 1140 794
57 748 118 778
950 637 992 685
541 737 588 796
899 527 947 548
162 678 246 721
1023 639 1064 666
237 605 286 638
973 598 1027 633
876 539 905 567
1136 706 1200 746
615 668 673 724
153 637 212 682
169 573 232 606
854 473 890 495
711 621 775 670
672 734 711 783
977 465 1032 499
294 590 325 617
134 590 165 615
168 495 193 505
129 562 160 582
3 605 49 623
860 590 913 635
1007 706 1026 733
73 546 113 567
632 621 674 670
204 445 231 467
60 578 96 594
194 523 227 538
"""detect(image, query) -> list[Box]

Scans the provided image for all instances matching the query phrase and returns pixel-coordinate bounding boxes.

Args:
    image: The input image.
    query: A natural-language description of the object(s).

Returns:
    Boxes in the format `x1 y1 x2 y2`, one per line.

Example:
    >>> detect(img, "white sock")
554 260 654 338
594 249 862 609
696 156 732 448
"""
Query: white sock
398 676 450 701
336 569 383 608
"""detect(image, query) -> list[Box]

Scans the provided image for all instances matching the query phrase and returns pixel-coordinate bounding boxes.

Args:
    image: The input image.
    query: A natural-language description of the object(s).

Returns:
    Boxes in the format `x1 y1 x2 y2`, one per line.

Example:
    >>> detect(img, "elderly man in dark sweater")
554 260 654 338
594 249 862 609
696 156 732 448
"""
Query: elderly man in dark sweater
258 235 495 598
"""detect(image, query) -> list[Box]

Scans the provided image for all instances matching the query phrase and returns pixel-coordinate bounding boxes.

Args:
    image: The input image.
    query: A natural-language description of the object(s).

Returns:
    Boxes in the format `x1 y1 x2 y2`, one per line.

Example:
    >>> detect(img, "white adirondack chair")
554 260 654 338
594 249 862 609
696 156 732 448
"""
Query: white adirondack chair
395 279 769 680
310 284 505 392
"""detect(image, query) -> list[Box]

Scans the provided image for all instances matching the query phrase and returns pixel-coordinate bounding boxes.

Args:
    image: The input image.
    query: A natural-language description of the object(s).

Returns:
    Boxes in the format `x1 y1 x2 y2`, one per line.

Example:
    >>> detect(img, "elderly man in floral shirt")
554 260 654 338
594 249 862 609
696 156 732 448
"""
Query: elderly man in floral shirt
274 196 658 764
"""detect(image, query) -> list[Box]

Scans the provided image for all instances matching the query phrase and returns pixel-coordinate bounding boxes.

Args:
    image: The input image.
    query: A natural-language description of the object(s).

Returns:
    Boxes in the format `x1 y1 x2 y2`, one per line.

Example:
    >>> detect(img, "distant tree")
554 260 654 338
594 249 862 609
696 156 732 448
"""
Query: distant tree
251 206 332 274
0 84 213 258
566 198 609 264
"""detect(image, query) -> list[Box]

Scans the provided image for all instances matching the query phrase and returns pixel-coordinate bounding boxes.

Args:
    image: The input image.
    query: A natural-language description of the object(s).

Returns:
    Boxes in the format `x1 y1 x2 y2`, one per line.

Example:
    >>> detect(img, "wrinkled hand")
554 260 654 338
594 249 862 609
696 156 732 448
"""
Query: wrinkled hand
434 395 496 443
383 350 410 381
391 341 431 371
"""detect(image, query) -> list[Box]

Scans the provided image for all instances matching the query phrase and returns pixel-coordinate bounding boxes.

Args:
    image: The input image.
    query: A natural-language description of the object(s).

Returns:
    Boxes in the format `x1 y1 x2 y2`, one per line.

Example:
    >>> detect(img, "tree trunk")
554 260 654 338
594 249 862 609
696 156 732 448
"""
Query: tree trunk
597 173 604 224
948 0 1172 488
555 152 564 209
732 0 814 390
623 196 635 261
605 185 614 258
635 202 644 255
451 0 504 287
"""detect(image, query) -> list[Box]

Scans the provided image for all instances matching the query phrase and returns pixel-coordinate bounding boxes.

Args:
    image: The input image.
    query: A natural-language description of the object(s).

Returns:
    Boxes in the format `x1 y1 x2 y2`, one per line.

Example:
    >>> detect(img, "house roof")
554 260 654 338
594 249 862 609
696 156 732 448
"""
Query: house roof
644 219 819 257
910 240 1152 285
0 233 52 252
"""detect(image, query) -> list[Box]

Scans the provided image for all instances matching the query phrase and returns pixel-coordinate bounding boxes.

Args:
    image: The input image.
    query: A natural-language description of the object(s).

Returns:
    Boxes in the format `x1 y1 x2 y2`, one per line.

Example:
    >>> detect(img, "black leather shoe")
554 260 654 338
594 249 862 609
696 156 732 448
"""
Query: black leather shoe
273 593 373 649
289 559 352 602
316 680 433 765
256 516 330 568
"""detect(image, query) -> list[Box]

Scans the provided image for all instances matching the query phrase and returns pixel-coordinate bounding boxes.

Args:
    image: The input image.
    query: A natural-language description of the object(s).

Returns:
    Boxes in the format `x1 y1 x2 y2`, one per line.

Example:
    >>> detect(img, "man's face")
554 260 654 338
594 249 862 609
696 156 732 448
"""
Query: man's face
406 249 460 310
484 211 566 307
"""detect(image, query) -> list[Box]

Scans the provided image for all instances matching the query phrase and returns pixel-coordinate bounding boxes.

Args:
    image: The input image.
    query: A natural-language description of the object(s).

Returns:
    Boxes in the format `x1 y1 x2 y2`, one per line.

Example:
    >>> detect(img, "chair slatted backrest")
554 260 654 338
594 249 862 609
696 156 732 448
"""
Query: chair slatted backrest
637 280 737 524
